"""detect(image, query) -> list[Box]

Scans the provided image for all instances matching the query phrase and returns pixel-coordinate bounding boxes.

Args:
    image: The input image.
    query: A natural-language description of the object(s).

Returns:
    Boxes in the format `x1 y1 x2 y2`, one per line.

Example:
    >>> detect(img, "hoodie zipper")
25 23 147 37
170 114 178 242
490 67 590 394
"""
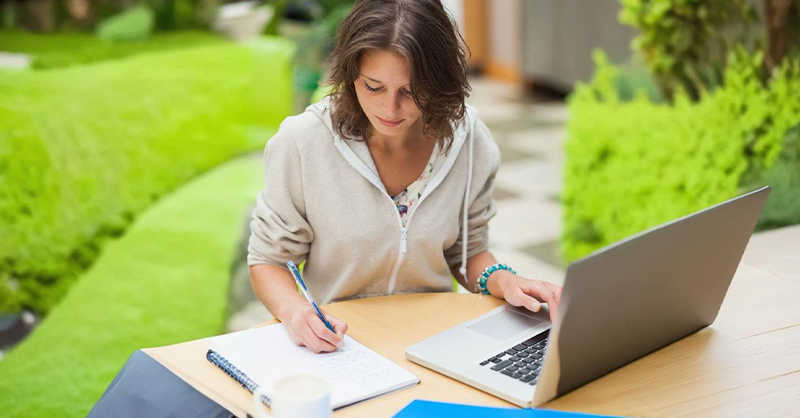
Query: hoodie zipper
384 135 471 293
333 138 408 292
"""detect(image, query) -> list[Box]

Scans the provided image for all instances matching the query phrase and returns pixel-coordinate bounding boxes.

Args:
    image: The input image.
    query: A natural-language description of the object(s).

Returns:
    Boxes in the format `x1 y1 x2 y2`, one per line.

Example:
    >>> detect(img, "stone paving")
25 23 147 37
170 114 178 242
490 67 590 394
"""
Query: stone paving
472 78 568 289
226 77 569 332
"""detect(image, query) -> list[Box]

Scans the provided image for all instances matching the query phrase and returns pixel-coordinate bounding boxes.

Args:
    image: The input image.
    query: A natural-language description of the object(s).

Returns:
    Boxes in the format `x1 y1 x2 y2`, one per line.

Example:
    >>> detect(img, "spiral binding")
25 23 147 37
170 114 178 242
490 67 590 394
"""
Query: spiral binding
206 349 271 406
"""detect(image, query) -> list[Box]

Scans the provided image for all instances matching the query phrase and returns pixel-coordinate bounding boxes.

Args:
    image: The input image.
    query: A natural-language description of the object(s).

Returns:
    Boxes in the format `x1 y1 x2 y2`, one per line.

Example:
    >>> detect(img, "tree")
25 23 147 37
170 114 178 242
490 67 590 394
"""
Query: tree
620 0 800 99
765 0 800 72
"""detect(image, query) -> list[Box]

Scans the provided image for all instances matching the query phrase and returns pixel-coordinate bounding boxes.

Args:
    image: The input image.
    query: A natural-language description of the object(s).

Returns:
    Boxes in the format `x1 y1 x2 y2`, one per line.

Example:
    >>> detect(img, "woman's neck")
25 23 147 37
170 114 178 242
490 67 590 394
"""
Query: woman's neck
367 118 427 155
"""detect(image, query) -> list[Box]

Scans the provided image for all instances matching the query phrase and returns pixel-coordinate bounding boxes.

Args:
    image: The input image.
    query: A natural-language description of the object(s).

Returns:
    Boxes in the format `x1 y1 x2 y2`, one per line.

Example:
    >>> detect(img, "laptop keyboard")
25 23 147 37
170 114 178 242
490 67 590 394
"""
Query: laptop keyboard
479 329 549 386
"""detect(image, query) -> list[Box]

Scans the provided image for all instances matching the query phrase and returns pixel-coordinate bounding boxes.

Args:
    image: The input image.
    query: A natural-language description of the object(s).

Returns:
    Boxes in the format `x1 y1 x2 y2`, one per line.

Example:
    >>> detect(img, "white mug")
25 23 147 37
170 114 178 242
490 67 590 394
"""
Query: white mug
252 375 332 418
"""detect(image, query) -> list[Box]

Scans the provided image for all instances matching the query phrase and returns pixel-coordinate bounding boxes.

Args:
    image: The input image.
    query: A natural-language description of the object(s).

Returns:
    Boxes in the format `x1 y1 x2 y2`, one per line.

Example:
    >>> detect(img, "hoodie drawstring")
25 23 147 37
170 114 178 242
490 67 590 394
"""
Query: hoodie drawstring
459 118 475 284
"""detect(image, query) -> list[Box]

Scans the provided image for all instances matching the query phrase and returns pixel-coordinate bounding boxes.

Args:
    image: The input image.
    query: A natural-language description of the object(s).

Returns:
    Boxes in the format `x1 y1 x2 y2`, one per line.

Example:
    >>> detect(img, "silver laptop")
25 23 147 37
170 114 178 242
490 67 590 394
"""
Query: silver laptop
406 186 770 408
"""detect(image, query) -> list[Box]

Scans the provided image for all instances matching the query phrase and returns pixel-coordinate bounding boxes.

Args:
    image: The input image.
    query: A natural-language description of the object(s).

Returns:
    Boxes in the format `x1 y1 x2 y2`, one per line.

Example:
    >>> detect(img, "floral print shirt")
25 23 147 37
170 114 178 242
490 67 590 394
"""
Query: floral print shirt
391 142 440 226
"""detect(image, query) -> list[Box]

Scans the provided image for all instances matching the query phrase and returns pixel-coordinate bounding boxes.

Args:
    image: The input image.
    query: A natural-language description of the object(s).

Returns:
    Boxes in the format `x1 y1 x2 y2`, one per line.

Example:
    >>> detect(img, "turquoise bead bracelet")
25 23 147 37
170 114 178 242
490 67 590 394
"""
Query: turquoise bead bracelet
476 263 516 295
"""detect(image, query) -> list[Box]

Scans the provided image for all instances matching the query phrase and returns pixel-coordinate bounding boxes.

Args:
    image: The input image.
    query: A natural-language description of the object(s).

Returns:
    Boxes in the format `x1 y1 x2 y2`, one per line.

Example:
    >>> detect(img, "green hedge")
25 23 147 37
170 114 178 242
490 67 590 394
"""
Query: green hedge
562 50 800 262
0 38 294 314
0 30 225 70
0 154 264 418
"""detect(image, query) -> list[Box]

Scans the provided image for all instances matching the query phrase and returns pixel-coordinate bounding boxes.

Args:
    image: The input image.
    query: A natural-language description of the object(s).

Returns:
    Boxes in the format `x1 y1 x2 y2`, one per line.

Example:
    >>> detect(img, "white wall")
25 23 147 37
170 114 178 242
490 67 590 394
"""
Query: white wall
441 0 465 36
488 0 521 67
522 0 636 90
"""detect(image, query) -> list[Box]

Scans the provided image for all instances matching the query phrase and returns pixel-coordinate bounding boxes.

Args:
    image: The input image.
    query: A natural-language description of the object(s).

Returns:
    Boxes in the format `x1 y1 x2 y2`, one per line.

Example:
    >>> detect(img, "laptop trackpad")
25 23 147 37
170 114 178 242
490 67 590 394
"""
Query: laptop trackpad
468 308 542 340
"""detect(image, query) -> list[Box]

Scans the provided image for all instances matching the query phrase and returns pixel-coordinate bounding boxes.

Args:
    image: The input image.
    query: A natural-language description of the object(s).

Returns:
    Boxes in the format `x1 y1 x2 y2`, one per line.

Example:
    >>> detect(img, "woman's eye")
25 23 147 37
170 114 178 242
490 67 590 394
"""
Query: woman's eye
401 89 412 97
364 82 381 93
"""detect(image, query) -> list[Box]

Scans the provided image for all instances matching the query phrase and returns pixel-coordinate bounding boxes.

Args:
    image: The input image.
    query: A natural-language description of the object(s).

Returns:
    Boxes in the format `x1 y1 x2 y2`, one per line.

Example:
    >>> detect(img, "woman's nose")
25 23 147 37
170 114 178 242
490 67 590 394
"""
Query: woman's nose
383 92 402 116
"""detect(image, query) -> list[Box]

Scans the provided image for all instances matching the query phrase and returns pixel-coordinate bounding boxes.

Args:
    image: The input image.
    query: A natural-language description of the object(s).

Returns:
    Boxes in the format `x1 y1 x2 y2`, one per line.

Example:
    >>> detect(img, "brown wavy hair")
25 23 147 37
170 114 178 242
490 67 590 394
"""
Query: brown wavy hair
326 0 470 153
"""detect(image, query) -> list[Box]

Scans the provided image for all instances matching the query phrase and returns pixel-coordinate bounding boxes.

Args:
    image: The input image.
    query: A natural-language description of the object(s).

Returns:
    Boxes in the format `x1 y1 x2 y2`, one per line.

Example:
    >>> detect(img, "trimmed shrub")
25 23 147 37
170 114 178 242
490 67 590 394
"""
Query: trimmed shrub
0 155 264 418
562 50 800 262
0 30 225 70
0 38 294 315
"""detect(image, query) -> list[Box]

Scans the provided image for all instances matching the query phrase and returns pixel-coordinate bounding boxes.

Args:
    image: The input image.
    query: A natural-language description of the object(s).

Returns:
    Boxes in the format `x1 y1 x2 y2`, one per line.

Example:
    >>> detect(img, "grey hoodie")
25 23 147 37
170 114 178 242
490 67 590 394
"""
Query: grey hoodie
247 97 500 304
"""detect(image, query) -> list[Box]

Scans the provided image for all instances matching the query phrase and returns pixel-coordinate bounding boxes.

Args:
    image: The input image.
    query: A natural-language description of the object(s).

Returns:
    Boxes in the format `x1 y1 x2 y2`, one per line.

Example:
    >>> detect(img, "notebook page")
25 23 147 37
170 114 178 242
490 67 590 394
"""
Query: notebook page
210 323 418 408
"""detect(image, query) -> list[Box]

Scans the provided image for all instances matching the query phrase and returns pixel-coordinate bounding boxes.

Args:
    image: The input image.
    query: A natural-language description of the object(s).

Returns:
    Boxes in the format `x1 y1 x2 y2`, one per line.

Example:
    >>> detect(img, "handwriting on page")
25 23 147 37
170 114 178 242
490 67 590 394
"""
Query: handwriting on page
314 345 407 389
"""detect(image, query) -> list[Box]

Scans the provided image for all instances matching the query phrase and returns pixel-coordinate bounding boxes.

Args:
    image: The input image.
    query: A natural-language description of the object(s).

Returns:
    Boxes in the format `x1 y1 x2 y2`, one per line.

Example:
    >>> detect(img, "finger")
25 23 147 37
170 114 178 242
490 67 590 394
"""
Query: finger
519 281 560 321
319 308 348 337
521 281 555 308
300 324 337 353
546 299 559 323
319 308 348 341
540 283 562 322
545 282 563 305
328 317 349 342
308 313 344 349
295 310 337 353
507 287 542 312
522 293 543 313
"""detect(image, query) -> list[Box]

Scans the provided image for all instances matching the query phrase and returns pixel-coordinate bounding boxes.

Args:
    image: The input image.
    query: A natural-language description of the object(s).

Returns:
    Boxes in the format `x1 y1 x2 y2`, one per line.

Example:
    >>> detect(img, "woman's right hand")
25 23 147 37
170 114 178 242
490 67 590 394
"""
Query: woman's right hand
282 304 348 353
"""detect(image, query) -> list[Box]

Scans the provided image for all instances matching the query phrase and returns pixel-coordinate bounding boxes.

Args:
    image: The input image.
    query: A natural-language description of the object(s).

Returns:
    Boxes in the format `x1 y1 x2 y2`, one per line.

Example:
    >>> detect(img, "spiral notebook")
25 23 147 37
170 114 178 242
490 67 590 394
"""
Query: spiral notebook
206 323 419 409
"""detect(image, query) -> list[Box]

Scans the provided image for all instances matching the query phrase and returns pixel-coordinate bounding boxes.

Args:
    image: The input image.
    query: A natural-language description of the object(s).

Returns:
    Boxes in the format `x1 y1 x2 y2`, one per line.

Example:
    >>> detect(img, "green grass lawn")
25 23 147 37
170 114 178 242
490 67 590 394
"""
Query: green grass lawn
0 153 263 418
0 30 226 70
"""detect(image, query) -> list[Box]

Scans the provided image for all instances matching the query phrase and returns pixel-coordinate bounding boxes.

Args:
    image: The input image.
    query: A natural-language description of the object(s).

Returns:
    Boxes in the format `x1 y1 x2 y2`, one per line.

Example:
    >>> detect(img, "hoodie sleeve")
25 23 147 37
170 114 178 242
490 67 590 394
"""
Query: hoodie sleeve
443 117 501 271
247 120 314 267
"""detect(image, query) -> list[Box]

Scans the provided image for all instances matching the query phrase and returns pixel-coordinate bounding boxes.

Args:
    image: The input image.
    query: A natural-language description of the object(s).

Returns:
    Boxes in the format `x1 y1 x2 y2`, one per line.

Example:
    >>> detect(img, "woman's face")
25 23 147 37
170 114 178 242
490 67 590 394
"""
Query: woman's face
354 49 423 139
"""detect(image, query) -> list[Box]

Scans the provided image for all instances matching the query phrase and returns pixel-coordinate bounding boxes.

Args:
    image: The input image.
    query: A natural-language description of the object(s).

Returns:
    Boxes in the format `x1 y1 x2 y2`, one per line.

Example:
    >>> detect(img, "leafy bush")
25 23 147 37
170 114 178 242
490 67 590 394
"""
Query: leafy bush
562 50 800 262
0 155 264 418
610 58 664 104
0 39 294 315
0 30 225 70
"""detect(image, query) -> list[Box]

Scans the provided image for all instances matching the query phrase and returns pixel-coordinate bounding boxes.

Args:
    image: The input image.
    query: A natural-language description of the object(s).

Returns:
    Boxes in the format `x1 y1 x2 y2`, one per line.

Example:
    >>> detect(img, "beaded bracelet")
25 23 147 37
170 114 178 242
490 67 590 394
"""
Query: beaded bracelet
475 263 516 295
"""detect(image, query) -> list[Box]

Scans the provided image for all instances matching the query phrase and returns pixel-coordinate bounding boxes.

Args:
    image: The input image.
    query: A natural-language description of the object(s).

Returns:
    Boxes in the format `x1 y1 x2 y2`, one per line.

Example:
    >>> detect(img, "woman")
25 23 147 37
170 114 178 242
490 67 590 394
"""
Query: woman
248 0 562 353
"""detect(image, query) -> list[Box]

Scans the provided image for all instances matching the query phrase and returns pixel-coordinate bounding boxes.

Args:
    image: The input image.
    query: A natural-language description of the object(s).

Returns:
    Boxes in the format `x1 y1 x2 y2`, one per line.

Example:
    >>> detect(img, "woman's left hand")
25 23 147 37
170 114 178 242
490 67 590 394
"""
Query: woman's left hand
488 271 563 323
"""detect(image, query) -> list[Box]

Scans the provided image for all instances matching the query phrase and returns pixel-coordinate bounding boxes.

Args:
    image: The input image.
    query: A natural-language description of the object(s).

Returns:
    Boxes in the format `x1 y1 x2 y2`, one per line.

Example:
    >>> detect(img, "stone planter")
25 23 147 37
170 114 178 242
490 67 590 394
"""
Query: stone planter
0 310 36 360
212 1 273 41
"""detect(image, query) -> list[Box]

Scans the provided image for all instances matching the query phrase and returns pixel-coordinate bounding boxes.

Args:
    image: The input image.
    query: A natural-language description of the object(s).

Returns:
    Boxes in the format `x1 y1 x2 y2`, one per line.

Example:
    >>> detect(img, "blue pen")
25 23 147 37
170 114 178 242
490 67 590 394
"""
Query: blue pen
287 261 336 333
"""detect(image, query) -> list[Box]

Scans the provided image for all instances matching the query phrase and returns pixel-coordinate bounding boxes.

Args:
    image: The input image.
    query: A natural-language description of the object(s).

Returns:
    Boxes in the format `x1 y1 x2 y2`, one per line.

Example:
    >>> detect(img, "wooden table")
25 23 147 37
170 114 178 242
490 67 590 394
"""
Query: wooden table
145 226 800 417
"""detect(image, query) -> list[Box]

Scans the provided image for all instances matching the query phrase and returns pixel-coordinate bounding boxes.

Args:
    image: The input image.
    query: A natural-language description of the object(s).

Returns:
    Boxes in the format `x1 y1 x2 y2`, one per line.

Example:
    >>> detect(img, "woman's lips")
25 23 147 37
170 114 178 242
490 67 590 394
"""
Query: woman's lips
377 116 403 127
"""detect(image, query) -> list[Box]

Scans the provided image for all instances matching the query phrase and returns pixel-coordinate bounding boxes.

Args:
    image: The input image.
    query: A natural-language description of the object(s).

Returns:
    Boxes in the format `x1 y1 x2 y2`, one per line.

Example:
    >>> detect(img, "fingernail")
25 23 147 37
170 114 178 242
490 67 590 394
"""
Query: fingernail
531 302 541 312
337 341 344 349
